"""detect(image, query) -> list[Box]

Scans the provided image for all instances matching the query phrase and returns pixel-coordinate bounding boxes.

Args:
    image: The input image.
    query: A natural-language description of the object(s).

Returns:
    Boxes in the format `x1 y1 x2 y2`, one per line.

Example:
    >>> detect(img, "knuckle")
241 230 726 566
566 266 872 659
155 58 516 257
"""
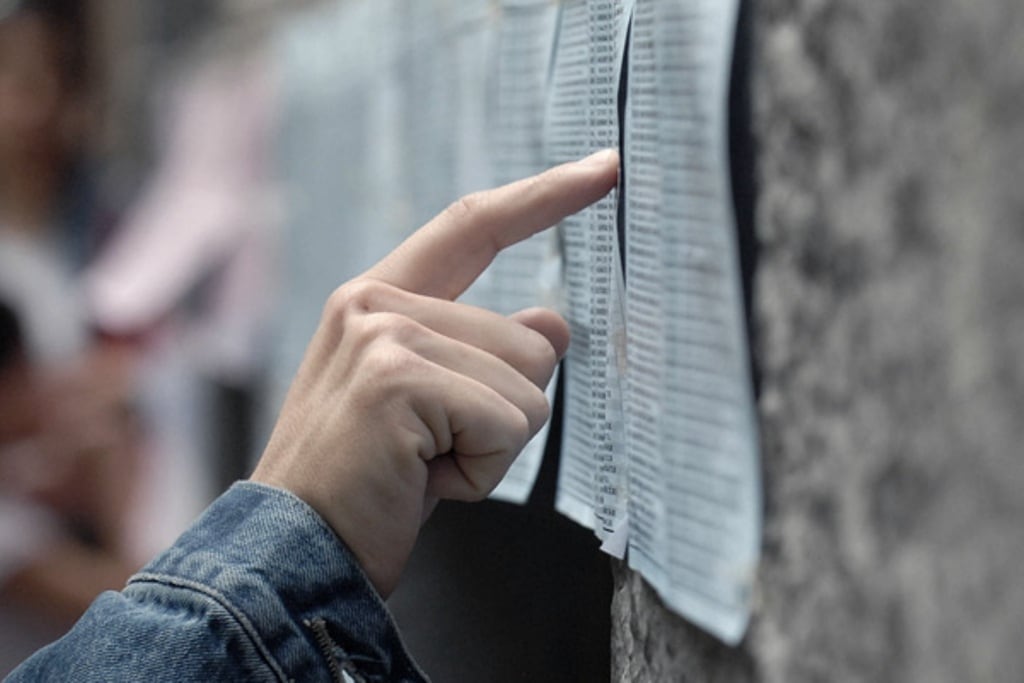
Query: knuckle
359 312 425 351
445 191 487 224
325 279 390 320
343 279 386 309
462 478 491 502
321 291 351 333
321 286 363 334
528 329 559 371
504 406 533 452
361 341 427 386
515 330 558 386
378 312 427 348
522 386 551 434
345 313 433 392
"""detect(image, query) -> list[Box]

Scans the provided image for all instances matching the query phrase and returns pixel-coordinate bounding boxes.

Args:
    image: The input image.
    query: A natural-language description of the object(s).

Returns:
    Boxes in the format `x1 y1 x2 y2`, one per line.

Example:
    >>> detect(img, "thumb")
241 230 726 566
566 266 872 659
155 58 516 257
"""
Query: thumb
508 307 571 362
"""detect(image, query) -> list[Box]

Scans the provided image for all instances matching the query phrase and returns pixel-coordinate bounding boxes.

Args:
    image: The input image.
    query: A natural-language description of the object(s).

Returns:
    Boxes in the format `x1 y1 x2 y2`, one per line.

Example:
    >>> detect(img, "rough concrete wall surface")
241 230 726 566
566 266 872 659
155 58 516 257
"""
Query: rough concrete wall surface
612 1 1024 681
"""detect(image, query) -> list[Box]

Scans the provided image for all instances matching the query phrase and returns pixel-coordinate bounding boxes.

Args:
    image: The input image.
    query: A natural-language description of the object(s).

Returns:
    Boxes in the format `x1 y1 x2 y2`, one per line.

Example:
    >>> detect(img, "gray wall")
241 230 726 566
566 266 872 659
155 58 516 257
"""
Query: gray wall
612 1 1024 681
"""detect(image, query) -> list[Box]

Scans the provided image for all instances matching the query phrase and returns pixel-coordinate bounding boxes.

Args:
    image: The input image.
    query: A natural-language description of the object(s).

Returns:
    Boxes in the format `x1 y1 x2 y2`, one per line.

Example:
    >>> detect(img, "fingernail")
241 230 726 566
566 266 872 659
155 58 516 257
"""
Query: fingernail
579 148 618 167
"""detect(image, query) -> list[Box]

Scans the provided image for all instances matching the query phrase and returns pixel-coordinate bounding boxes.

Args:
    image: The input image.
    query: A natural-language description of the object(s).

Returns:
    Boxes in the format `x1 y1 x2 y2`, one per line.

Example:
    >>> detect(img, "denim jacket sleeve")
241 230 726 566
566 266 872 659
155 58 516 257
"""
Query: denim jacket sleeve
5 482 429 682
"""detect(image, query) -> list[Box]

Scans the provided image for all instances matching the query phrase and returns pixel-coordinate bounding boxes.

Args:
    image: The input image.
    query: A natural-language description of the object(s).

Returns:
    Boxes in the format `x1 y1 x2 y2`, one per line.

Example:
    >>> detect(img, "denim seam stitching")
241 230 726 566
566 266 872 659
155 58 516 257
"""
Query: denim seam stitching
235 482 432 680
129 572 291 683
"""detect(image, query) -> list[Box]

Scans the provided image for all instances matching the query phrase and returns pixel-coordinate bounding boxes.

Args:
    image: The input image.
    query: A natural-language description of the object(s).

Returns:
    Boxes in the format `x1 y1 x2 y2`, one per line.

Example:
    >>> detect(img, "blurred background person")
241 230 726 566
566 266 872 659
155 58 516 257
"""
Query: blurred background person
0 1 143 673
0 6 282 670
0 297 138 674
0 0 105 353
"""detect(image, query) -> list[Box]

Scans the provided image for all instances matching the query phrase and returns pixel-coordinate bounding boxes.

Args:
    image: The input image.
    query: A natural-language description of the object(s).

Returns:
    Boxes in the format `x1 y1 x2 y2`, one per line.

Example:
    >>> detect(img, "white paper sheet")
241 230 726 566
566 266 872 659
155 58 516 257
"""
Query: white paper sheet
544 0 631 545
587 0 632 554
470 0 563 504
623 0 761 645
623 0 668 584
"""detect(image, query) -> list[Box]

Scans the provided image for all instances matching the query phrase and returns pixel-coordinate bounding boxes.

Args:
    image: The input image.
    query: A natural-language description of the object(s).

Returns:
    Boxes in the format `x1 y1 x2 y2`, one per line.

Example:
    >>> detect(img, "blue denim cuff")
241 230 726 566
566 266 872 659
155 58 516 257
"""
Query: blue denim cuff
130 481 427 682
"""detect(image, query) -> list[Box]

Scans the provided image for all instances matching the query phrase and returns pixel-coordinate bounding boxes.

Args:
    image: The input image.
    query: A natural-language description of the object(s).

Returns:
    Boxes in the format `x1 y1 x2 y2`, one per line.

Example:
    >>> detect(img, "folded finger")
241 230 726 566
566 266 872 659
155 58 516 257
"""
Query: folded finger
402 322 550 435
329 280 563 389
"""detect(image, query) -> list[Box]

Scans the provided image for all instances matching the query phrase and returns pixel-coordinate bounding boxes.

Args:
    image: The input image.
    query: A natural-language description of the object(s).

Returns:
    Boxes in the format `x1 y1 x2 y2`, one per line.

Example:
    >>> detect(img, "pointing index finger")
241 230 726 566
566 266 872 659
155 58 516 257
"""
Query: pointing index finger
362 149 619 300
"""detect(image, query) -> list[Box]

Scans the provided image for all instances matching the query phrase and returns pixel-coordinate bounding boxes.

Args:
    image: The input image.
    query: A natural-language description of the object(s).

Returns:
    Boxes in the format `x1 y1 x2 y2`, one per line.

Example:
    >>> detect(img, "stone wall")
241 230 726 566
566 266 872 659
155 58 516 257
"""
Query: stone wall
612 1 1024 680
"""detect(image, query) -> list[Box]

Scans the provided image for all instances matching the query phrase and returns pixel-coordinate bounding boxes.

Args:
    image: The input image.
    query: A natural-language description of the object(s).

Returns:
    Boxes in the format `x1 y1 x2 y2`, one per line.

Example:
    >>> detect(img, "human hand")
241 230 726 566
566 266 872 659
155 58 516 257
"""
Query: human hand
251 149 618 596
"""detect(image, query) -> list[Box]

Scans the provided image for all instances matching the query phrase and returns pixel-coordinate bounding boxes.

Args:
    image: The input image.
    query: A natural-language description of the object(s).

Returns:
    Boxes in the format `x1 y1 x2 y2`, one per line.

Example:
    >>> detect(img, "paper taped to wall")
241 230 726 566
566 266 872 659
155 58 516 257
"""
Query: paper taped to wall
622 0 761 644
273 0 761 645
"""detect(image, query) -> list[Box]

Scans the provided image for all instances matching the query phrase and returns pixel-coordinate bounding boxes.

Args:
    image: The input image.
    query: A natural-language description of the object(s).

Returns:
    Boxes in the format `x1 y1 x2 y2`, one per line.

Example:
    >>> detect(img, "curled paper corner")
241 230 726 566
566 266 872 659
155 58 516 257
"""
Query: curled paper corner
599 514 629 559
